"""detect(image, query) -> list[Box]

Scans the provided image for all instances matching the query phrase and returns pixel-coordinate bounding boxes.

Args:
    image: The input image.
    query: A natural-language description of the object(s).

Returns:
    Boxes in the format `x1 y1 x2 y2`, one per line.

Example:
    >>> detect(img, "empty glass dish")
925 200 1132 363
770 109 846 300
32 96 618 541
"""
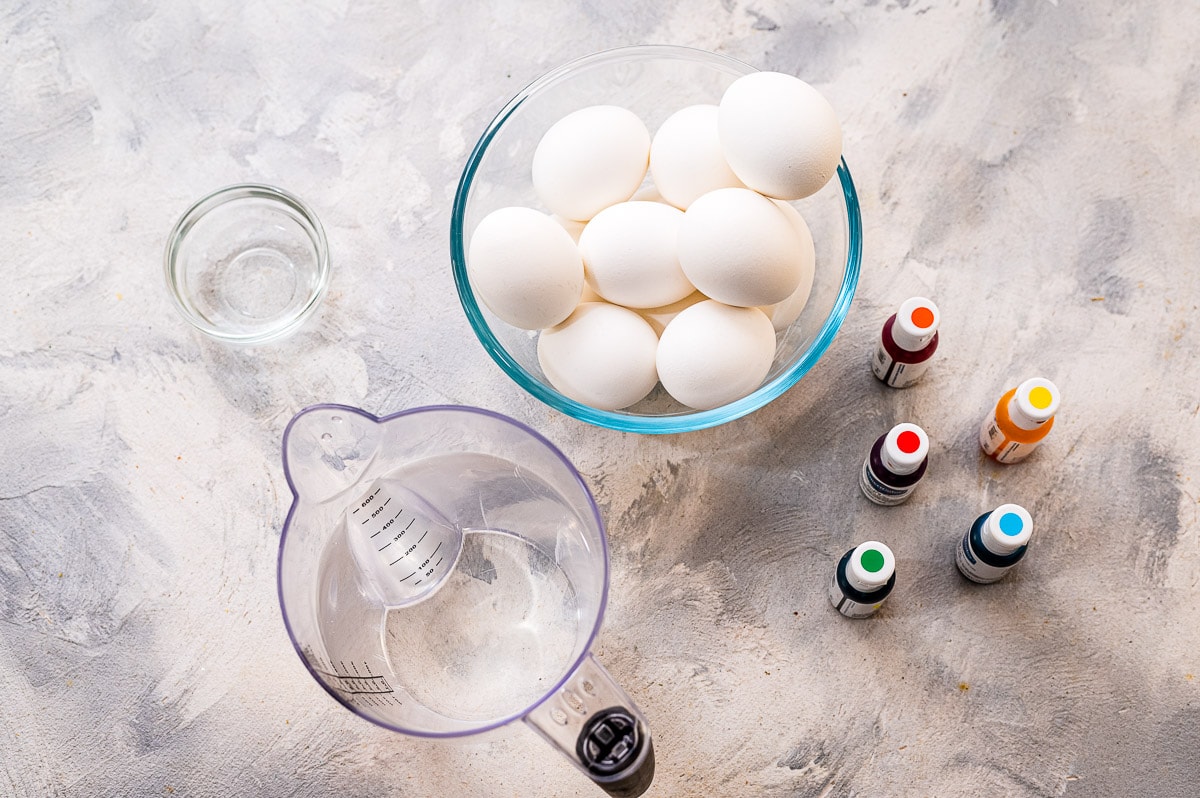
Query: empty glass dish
164 183 331 344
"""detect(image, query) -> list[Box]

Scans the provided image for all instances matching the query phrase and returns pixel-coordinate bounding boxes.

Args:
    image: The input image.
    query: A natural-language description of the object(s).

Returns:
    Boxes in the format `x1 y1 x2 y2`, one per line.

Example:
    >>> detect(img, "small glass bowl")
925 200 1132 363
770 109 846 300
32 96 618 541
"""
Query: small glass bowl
164 184 331 344
451 45 862 434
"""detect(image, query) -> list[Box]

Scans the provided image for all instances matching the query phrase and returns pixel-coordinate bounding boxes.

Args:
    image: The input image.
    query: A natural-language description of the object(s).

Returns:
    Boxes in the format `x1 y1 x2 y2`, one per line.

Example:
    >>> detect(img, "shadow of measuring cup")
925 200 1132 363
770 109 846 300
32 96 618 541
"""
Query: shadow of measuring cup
277 404 654 796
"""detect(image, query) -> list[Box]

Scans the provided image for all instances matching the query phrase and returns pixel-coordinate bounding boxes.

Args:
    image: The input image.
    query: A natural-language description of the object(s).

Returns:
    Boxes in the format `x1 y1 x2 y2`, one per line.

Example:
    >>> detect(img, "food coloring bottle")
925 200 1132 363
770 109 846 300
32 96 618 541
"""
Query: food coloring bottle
830 541 896 618
872 297 940 388
956 503 1034 583
859 423 929 506
979 377 1061 464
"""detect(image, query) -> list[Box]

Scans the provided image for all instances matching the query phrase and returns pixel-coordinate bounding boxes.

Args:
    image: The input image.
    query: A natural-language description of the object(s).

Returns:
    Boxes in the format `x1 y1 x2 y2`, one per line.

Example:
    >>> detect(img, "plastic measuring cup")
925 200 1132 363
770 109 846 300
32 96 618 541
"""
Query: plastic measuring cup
277 404 654 796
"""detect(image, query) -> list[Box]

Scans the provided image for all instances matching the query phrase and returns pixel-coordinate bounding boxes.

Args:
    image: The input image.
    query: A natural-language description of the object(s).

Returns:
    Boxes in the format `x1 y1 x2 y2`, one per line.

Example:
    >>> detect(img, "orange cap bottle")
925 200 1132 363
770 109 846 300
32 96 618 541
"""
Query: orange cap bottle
979 377 1061 463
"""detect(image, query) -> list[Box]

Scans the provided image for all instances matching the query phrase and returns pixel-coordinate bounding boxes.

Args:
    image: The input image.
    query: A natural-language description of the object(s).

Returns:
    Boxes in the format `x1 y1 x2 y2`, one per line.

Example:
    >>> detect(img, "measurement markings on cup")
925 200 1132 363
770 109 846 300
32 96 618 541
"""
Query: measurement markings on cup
345 478 463 607
304 652 403 707
377 516 415 552
354 482 455 587
409 541 444 586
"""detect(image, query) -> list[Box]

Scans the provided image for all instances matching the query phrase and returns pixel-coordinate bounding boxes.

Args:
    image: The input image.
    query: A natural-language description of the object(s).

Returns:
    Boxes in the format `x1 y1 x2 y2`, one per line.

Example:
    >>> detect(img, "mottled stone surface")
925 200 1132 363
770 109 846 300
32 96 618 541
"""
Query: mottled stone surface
2 1 1198 796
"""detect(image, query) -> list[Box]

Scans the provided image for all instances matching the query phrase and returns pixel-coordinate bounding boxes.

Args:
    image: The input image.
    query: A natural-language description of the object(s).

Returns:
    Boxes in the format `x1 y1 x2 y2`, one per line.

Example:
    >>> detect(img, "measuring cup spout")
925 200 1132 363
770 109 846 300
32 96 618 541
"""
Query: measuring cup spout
524 654 655 797
282 404 383 505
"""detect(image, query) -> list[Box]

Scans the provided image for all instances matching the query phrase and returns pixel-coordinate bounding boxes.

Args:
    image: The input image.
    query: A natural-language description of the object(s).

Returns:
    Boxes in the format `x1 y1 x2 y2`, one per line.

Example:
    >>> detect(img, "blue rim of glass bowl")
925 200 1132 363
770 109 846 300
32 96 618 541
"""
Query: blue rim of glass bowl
450 45 862 434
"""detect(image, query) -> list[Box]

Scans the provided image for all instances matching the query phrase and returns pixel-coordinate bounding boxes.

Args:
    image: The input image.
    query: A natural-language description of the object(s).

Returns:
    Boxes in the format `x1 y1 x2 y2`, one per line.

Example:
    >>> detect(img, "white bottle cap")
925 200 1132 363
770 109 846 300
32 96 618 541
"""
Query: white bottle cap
890 297 940 352
881 422 929 475
981 503 1033 555
1008 377 1061 430
846 541 896 593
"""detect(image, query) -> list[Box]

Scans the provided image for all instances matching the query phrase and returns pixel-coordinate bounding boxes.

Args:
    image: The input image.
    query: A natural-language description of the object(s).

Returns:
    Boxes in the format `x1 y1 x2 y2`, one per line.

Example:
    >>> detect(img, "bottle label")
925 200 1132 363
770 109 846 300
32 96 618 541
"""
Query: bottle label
829 569 884 618
859 458 915 506
979 413 1039 463
872 343 930 388
955 531 1012 583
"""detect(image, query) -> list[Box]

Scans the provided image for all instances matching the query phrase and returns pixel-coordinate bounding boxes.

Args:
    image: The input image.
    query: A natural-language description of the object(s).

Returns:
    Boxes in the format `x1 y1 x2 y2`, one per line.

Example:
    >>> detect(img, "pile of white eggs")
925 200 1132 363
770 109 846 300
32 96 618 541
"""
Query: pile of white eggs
467 71 842 412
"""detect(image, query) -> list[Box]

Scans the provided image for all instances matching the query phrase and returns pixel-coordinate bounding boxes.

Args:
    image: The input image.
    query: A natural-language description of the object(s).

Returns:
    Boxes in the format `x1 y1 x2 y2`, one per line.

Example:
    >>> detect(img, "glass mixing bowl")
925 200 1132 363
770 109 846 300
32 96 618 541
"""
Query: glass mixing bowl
451 45 862 434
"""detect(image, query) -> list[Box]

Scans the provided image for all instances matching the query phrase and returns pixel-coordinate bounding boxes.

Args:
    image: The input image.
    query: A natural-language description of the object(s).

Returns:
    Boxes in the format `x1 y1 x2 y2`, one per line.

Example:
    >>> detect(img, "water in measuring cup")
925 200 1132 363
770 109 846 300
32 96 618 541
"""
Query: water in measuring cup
384 526 579 721
317 452 583 724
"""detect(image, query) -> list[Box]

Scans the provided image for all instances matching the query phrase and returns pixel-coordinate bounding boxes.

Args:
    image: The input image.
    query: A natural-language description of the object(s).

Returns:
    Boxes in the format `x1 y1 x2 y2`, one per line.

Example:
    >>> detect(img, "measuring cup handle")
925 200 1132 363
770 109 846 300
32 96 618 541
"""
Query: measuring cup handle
524 653 655 797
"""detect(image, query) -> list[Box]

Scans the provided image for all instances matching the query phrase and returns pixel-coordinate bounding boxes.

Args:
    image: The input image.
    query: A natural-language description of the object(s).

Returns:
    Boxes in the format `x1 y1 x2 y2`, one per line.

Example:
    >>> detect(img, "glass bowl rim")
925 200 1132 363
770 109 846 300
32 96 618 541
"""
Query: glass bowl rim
451 44 862 434
163 182 332 345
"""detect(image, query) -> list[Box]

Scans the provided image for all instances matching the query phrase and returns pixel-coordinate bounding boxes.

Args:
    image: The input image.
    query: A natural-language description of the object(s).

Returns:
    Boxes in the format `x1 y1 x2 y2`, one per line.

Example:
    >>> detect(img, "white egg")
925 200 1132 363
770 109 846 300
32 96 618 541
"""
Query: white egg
532 105 651 221
677 187 803 308
656 300 777 410
467 206 583 330
718 71 842 200
757 201 816 331
537 302 660 411
579 201 695 309
638 290 707 337
649 104 745 209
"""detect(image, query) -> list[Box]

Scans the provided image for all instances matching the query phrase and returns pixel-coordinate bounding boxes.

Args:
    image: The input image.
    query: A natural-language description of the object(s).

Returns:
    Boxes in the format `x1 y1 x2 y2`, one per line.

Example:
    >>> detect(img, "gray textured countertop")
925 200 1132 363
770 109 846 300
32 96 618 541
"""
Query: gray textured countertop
2 2 1198 796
